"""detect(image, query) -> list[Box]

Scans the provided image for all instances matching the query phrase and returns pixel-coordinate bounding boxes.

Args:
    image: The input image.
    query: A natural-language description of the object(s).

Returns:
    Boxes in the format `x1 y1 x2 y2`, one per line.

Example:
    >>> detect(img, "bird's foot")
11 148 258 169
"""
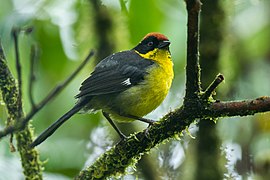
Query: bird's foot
144 121 155 139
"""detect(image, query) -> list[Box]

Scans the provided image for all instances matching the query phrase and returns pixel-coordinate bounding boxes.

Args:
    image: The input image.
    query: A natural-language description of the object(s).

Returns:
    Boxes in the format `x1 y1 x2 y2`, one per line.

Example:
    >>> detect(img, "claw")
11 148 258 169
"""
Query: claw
119 133 127 140
116 133 127 145
144 122 154 139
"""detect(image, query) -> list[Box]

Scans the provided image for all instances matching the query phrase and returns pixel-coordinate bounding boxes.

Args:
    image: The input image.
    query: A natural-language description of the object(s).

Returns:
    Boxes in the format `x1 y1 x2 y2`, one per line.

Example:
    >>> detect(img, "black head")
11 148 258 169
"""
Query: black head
133 32 171 54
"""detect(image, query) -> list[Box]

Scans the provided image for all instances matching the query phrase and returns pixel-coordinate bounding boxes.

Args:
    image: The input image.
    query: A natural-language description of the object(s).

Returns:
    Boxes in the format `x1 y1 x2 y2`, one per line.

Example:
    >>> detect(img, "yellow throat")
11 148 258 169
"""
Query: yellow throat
112 48 174 121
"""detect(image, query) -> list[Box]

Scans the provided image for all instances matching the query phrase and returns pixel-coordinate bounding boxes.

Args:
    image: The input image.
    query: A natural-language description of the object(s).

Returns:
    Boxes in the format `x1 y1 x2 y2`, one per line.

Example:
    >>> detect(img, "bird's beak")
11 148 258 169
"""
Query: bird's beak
158 40 171 49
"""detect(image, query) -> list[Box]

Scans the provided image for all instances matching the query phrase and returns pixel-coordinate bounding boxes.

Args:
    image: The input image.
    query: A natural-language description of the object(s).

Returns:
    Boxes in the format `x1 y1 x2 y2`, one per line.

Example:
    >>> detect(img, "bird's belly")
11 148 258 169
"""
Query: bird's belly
113 65 173 121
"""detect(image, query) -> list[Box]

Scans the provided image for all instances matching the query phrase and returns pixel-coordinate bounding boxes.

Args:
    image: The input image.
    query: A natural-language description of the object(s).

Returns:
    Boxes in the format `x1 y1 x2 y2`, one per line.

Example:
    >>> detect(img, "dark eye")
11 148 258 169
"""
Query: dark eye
147 41 154 46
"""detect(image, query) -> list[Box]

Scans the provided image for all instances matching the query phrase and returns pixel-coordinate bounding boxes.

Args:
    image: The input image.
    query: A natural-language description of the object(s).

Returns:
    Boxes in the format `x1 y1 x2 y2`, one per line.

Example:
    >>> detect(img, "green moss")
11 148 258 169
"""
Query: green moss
0 43 43 179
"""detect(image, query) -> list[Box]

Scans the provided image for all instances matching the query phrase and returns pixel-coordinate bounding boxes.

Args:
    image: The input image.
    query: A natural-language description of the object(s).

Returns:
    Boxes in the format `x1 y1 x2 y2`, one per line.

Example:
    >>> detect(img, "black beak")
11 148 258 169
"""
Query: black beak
158 40 170 49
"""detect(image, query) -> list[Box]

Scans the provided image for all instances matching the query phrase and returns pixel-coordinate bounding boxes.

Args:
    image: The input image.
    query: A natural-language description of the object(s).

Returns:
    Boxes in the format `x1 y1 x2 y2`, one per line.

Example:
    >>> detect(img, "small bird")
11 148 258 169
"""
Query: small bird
30 32 174 148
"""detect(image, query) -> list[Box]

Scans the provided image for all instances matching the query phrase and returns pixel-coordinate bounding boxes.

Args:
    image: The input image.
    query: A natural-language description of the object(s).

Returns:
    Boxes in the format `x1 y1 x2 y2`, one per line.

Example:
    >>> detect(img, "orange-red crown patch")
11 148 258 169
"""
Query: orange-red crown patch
143 32 169 41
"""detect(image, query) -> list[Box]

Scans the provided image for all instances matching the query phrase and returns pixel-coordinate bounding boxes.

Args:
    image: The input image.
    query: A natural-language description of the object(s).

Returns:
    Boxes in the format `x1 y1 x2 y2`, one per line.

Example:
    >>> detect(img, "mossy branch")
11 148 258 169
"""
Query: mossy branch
0 50 94 139
0 28 94 179
0 38 43 179
76 95 270 179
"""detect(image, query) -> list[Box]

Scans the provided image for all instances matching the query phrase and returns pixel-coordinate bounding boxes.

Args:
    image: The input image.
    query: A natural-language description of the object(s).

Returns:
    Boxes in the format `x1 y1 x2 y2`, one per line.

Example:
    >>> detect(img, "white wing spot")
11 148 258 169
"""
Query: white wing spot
121 78 131 86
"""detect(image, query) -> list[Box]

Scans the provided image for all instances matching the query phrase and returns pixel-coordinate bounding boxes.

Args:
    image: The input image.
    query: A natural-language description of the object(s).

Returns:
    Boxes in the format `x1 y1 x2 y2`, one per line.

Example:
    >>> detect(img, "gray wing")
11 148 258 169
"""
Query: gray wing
75 50 154 98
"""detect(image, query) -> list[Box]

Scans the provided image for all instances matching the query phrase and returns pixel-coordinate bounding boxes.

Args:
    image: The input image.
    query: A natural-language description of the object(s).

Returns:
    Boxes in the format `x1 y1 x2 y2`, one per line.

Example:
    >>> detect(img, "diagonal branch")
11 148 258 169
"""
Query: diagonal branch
76 96 270 179
24 49 95 123
202 73 225 99
0 50 95 139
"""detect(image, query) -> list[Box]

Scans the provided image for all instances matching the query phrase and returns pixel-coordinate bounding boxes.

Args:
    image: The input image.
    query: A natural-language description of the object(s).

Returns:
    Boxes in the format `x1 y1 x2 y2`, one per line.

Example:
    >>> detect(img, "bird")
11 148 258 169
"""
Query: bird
30 32 174 148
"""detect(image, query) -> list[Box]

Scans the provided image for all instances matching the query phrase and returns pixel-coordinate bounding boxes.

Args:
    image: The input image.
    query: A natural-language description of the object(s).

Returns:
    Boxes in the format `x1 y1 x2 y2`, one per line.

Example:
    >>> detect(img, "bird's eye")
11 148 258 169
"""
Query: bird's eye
147 41 154 47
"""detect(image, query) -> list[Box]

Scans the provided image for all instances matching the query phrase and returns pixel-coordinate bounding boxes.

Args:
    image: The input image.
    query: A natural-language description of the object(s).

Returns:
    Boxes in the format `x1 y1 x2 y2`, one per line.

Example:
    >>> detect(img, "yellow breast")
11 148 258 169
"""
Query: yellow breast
113 48 174 122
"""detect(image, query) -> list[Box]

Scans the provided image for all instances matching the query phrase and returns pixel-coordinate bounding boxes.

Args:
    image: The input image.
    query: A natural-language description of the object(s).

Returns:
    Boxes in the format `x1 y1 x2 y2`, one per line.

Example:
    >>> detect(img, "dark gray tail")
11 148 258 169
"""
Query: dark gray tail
30 103 85 148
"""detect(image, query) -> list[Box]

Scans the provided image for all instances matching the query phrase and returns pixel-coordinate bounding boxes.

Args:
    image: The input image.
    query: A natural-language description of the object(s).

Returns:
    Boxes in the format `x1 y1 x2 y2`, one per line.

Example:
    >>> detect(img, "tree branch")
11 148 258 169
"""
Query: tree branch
0 37 43 179
76 96 270 179
202 73 224 99
28 44 39 108
208 97 270 117
24 49 95 123
184 0 202 101
0 30 94 179
0 50 94 139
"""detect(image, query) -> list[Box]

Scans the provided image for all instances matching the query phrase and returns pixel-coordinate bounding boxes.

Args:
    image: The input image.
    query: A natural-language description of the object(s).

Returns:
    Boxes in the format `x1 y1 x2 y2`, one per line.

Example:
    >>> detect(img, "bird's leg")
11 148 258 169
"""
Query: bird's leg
123 114 155 125
122 114 155 139
102 111 127 140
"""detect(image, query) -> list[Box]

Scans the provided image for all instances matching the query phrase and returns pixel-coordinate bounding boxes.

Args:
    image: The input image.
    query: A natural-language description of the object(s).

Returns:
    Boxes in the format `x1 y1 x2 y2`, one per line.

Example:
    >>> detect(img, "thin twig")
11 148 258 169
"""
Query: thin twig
202 74 225 99
0 125 16 139
0 50 95 138
25 49 95 119
9 134 16 152
28 44 39 108
12 28 23 112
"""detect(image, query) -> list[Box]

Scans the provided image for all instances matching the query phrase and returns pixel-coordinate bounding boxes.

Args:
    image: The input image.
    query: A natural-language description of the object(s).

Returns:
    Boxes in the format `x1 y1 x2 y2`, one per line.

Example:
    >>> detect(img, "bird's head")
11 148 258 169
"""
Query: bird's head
133 32 171 55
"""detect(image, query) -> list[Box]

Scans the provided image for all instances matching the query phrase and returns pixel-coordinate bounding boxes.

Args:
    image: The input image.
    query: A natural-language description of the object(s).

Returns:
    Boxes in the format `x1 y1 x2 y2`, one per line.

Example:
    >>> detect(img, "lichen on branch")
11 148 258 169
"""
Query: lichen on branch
0 38 43 180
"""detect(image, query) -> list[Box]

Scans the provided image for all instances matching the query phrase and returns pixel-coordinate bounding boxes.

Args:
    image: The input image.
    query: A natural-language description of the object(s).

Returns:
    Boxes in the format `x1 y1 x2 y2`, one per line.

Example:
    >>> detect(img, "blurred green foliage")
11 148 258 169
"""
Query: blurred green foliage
0 0 269 179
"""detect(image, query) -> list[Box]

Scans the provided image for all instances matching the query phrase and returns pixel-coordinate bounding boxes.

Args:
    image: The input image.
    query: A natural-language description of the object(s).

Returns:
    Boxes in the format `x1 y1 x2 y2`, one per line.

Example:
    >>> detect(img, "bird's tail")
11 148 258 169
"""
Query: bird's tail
30 101 86 148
